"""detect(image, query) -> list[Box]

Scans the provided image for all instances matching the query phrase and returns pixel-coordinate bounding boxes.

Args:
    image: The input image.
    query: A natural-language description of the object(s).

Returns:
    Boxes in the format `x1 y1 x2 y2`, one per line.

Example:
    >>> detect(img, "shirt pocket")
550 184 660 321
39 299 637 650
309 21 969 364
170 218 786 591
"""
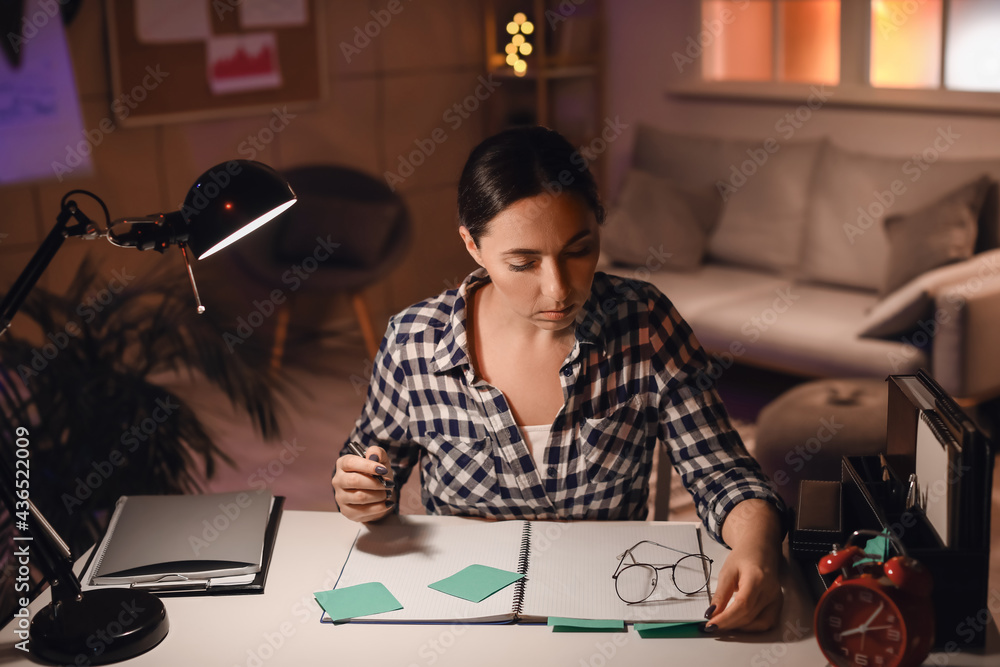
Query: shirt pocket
578 394 648 484
421 431 500 509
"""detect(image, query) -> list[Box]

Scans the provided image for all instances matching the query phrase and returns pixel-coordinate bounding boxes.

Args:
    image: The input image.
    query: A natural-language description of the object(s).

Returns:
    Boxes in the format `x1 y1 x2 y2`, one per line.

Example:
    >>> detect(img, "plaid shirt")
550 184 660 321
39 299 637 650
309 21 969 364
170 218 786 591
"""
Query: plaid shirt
344 269 785 544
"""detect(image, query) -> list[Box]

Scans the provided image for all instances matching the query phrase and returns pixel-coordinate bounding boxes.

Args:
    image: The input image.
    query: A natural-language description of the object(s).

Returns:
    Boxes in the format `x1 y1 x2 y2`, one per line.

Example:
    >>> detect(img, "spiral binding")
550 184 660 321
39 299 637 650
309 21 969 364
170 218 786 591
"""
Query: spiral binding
512 521 531 619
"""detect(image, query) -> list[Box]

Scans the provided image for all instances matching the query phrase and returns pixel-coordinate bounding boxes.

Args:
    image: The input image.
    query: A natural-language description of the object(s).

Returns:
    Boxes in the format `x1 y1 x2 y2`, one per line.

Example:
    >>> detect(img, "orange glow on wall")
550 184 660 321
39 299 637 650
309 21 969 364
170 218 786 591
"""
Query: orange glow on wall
702 0 774 82
870 0 943 88
779 1 840 84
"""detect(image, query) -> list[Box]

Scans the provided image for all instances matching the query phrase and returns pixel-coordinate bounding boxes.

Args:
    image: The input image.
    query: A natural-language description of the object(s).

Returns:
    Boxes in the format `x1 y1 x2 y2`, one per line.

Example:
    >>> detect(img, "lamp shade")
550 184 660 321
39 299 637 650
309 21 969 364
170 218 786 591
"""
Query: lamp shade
180 160 297 259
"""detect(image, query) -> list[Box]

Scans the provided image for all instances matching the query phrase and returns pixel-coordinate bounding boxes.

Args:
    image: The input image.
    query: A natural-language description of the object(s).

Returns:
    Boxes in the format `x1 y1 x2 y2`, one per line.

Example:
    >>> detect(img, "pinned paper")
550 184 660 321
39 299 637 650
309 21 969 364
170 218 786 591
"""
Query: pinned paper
634 622 703 638
207 33 282 95
548 617 625 632
314 582 402 622
428 564 524 603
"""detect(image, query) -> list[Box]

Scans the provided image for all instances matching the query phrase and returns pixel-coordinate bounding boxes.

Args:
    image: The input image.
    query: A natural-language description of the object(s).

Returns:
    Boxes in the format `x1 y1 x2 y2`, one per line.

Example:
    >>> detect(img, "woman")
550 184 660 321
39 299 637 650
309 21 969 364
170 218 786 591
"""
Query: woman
332 126 786 632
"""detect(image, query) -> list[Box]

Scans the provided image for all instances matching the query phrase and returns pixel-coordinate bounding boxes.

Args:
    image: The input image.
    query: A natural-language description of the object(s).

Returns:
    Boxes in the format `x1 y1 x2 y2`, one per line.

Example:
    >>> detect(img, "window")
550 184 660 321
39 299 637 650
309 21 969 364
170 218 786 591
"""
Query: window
688 0 1000 110
702 0 840 85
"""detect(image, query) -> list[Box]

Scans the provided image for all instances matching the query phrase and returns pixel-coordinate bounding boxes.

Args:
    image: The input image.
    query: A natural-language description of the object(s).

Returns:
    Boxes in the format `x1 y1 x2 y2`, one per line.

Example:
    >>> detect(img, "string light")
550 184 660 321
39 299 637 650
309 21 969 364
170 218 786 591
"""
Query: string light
505 12 533 77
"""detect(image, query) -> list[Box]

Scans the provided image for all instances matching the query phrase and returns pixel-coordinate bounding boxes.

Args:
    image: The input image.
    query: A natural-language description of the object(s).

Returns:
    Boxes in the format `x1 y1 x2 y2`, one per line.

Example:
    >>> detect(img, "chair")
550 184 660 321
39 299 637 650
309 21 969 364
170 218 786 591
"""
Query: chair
229 165 412 368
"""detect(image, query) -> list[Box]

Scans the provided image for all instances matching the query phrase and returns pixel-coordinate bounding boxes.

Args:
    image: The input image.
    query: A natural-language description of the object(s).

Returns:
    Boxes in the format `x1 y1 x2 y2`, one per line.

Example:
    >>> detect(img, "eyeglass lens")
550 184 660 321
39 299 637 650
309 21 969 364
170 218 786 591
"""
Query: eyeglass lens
616 556 709 603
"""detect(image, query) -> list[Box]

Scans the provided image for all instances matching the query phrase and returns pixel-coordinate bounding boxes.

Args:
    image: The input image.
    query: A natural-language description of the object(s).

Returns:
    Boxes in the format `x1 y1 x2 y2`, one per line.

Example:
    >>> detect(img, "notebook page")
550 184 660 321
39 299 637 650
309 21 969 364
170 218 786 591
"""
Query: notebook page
333 516 527 622
521 521 710 622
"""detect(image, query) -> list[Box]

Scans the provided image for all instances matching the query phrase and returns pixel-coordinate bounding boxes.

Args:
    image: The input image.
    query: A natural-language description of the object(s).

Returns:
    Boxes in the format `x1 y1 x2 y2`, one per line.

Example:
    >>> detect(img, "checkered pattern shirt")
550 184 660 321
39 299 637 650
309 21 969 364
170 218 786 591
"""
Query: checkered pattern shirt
343 269 785 544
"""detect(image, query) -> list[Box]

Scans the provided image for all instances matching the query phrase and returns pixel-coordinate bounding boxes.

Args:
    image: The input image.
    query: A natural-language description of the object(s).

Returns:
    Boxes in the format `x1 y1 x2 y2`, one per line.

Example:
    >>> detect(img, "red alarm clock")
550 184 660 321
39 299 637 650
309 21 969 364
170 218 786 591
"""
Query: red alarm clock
814 530 934 667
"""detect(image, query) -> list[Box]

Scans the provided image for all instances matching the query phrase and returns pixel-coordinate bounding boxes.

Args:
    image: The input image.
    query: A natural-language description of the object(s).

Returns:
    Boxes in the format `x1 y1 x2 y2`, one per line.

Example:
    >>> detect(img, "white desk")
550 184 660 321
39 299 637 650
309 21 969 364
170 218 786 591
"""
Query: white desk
2 511 997 666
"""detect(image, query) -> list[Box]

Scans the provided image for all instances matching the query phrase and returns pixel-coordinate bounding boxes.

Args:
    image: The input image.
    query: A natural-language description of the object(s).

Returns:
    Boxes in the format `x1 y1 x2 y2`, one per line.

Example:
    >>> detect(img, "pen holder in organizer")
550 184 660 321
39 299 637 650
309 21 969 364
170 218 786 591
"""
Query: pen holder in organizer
838 455 990 649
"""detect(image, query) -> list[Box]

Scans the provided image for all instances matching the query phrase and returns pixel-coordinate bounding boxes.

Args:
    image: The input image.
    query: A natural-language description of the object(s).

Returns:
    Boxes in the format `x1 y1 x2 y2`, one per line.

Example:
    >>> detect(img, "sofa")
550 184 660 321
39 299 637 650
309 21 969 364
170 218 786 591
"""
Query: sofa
599 123 1000 403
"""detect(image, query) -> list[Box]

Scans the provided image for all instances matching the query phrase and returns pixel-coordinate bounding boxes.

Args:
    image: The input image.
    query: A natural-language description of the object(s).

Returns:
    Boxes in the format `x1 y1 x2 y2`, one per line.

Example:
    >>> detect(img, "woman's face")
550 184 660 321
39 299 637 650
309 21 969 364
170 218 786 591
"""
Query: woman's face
460 192 600 333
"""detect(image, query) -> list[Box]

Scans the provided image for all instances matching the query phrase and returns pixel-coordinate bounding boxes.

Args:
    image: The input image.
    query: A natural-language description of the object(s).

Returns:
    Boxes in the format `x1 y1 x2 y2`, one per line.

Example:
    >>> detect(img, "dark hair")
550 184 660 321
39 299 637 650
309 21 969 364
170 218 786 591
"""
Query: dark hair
458 126 605 245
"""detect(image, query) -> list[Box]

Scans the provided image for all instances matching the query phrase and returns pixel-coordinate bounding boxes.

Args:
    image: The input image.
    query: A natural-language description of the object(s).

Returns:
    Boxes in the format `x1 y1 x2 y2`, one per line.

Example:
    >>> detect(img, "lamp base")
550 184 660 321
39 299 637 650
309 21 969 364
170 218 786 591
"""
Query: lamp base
30 589 168 665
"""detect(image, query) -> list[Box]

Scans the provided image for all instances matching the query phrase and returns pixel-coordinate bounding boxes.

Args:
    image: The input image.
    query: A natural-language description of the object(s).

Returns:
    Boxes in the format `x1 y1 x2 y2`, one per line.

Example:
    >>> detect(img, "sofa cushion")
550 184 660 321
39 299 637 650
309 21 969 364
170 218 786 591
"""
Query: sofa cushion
684 283 926 377
642 264 788 320
860 248 1000 338
708 139 824 275
799 141 1000 291
880 175 993 296
602 169 716 271
631 124 823 275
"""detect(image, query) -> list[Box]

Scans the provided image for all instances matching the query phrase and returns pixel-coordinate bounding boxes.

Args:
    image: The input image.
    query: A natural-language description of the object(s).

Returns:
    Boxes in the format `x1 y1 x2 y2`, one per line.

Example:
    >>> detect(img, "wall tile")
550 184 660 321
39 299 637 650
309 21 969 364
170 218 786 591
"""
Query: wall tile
385 185 478 312
382 70 489 193
0 186 40 246
324 0 383 77
160 113 281 209
380 0 484 72
275 78 380 174
35 100 164 291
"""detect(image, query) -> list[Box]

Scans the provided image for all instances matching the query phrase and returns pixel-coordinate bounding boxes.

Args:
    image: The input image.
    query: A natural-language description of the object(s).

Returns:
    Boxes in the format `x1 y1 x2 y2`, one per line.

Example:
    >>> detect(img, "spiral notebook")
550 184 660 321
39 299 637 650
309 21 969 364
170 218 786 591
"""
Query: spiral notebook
324 516 711 624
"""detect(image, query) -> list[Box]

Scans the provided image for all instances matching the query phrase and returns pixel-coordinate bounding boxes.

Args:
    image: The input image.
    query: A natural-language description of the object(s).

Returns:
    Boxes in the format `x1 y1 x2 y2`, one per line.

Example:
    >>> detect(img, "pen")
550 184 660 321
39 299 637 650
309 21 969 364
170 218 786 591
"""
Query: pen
346 441 391 489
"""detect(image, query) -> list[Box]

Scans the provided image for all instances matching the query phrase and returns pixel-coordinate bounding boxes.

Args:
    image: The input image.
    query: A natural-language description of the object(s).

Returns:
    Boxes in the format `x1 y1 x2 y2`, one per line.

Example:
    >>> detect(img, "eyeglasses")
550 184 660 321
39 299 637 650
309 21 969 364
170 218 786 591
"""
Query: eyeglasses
612 540 714 604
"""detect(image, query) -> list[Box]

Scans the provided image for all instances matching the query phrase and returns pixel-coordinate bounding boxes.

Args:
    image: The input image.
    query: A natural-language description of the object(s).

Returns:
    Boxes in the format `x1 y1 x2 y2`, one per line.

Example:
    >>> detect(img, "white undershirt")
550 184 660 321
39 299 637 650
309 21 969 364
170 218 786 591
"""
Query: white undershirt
520 424 552 476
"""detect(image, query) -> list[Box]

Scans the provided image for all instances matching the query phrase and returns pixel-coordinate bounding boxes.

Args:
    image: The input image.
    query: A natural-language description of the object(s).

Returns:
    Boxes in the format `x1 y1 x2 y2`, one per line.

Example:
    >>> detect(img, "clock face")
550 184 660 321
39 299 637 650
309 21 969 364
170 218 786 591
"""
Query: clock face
815 584 906 667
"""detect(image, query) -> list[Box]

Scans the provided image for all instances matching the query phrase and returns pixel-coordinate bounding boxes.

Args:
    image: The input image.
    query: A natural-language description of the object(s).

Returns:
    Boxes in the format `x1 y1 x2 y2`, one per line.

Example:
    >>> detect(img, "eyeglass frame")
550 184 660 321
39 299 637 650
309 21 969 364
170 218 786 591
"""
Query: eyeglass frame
611 539 714 604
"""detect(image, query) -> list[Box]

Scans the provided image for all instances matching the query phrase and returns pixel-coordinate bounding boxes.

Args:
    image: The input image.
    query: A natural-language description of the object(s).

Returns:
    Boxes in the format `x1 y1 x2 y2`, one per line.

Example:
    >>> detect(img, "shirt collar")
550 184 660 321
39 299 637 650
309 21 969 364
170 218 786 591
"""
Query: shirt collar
429 269 610 375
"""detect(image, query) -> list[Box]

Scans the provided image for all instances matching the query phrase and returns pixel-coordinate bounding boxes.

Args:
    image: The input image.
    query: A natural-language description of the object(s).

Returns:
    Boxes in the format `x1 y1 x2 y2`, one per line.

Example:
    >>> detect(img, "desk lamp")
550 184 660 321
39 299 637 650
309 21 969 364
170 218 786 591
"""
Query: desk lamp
0 160 296 664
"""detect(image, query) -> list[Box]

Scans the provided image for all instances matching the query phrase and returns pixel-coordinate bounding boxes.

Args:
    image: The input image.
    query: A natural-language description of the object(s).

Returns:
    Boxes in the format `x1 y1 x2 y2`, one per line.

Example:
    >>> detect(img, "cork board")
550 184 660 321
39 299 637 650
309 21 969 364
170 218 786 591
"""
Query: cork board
105 0 324 126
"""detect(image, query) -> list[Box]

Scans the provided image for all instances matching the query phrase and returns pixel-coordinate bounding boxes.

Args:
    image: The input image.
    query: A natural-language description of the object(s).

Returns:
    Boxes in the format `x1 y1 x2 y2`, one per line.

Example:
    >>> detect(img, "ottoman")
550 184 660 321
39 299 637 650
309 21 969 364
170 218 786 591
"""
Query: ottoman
754 378 888 510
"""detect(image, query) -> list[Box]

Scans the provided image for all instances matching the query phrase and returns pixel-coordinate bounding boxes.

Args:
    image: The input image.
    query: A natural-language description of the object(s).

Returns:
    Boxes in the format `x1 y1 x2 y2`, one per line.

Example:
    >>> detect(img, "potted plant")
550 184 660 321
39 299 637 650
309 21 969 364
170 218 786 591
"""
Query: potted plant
0 255 287 575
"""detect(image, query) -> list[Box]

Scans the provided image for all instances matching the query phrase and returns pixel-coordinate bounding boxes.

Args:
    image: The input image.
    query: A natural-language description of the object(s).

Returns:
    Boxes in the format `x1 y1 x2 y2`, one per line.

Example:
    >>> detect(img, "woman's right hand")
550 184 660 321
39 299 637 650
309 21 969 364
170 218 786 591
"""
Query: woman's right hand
332 444 396 523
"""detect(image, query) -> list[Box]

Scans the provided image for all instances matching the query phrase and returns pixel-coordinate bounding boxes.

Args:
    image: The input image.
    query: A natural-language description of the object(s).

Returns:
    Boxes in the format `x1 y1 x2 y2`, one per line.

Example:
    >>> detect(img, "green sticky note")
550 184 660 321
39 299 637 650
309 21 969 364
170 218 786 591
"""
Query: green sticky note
855 532 891 566
428 564 524 603
314 582 402 622
548 617 625 632
634 622 703 639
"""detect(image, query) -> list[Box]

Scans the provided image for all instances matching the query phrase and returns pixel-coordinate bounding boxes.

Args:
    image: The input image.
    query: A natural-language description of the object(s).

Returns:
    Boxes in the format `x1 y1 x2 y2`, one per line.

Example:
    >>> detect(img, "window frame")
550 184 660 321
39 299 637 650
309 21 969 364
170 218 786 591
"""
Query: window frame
669 0 1000 115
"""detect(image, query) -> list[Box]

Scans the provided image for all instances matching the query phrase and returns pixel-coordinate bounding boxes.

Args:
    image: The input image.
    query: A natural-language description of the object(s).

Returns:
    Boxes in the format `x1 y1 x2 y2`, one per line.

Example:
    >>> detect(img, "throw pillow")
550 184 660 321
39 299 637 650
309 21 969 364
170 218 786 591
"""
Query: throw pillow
859 248 1000 338
602 169 715 271
707 139 824 275
799 143 1000 292
880 175 994 297
629 123 824 275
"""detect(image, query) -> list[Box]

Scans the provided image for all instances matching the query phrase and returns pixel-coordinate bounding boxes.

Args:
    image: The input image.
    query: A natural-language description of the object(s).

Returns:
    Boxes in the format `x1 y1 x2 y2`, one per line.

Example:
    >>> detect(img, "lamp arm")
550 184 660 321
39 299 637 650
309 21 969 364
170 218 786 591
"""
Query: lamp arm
0 200 100 337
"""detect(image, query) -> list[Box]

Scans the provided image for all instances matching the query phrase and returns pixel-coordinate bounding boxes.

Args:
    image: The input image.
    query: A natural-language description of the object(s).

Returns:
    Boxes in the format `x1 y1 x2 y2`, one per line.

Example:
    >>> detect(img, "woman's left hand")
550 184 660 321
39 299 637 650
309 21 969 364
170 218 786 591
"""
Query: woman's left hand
705 498 784 632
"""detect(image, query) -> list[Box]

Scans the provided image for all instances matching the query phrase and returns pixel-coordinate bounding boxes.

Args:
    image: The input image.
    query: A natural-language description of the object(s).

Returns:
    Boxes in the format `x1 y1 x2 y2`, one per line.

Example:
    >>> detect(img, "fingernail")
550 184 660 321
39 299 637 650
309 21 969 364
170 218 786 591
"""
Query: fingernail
386 489 393 499
704 624 717 633
384 501 395 508
368 454 380 461
375 465 388 475
704 604 716 619
384 479 395 488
